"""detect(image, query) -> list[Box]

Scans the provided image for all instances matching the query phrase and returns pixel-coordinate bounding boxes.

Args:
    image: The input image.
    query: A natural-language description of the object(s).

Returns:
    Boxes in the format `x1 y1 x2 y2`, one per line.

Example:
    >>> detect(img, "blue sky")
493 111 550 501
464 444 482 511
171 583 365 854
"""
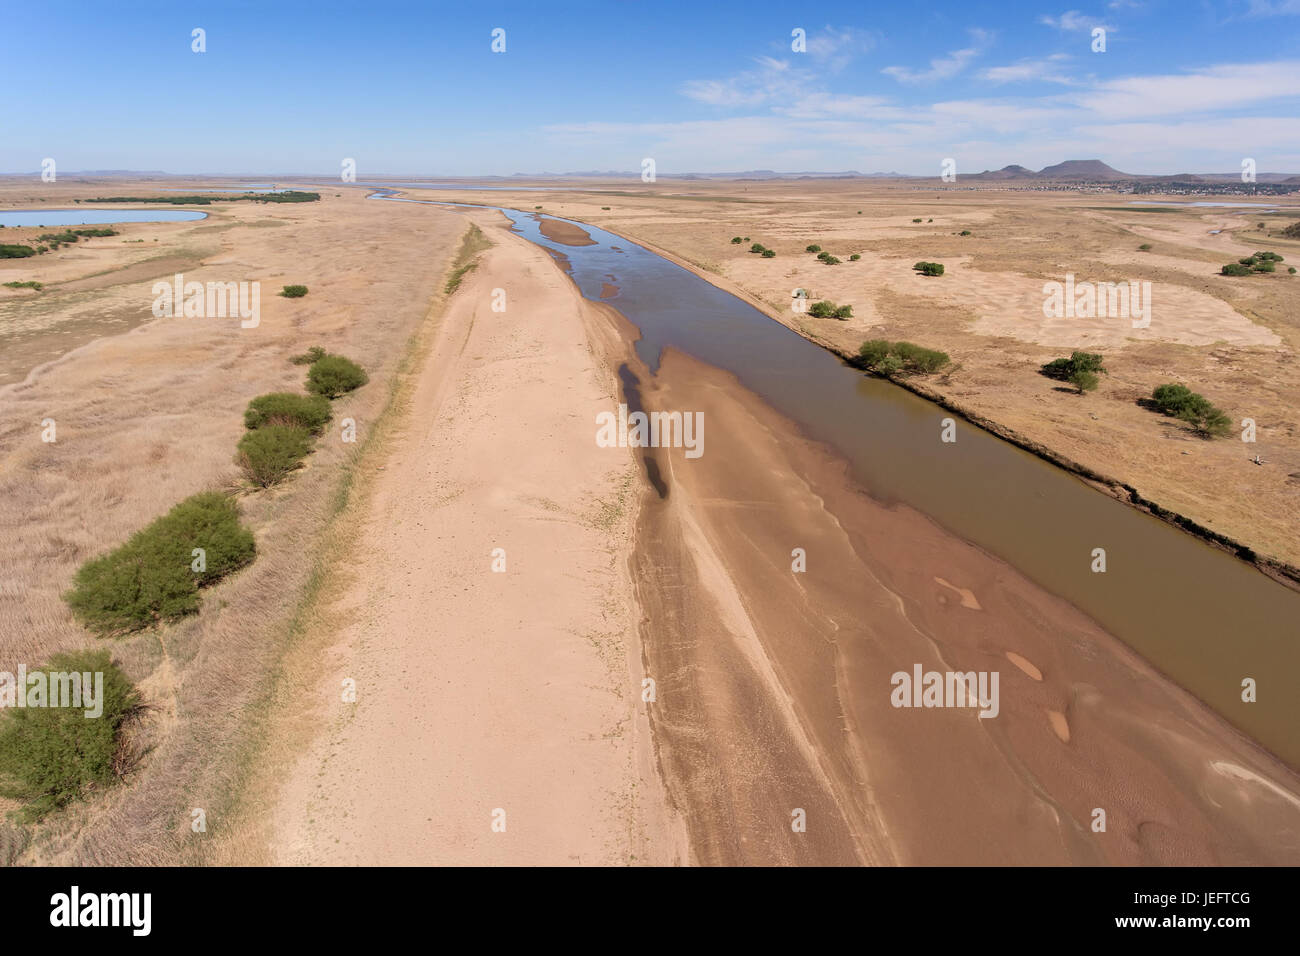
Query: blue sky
4 0 1300 175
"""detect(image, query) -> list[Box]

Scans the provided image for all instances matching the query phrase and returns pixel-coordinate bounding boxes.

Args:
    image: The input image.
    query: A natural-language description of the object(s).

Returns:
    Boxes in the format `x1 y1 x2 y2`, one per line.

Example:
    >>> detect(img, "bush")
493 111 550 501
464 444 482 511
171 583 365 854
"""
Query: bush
817 252 831 262
244 392 332 432
1283 222 1300 240
731 237 743 244
1254 260 1276 273
808 300 837 318
306 354 369 398
749 243 766 254
858 340 891 367
913 261 945 276
280 284 309 298
65 493 255 635
1042 350 1106 382
3 280 43 290
0 244 37 258
1069 369 1099 394
821 255 841 265
806 244 821 253
959 230 972 236
833 304 853 319
849 254 861 261
761 249 776 258
1221 263 1253 276
290 345 326 366
858 340 950 375
0 650 140 821
1151 384 1231 438
912 218 922 223
892 341 950 373
1138 243 1152 251
236 424 314 487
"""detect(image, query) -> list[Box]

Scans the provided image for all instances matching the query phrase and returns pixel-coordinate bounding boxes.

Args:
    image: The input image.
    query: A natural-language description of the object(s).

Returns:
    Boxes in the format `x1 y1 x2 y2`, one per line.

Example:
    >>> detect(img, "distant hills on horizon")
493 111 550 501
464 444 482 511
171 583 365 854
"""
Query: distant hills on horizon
4 160 1298 184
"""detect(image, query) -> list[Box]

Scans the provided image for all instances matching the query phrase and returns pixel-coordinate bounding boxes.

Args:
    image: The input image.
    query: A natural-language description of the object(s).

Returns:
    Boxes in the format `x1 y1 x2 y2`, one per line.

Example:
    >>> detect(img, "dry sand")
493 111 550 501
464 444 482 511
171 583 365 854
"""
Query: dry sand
269 214 684 865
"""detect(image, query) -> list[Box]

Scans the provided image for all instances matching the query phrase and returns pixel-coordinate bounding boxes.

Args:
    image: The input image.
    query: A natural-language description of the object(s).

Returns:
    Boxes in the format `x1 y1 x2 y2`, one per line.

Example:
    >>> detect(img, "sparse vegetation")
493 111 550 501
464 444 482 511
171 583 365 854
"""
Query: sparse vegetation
0 244 37 258
806 244 821 253
1041 351 1107 384
912 218 922 223
807 300 853 319
87 192 319 205
1222 251 1285 275
959 230 972 236
306 354 369 399
280 284 309 298
0 650 140 822
1138 243 1152 251
236 424 315 487
290 345 326 366
857 339 950 375
243 392 333 432
3 280 43 290
65 492 256 635
1150 384 1232 438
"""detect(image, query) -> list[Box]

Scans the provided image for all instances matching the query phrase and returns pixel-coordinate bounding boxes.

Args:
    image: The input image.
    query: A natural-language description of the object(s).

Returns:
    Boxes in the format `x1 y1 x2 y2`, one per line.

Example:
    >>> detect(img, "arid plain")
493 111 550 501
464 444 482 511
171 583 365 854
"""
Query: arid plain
2 177 1298 866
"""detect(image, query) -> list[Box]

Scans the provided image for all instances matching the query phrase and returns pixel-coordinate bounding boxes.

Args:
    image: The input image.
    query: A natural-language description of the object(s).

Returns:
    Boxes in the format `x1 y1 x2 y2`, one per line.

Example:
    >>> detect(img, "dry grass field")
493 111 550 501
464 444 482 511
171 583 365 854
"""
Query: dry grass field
0 181 464 863
389 180 1300 572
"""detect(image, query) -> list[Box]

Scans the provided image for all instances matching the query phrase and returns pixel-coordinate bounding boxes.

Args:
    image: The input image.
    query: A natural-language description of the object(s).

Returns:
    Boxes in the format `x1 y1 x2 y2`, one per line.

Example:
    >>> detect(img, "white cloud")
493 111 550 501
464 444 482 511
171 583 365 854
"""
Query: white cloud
882 28 993 84
1038 10 1112 31
680 56 814 107
1072 60 1300 118
805 26 878 72
981 54 1074 84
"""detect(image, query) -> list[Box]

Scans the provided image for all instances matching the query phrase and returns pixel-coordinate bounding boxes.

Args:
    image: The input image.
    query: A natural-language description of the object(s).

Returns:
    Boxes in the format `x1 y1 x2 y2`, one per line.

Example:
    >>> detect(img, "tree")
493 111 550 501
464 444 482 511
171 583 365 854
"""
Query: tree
1042 350 1106 382
1069 369 1099 394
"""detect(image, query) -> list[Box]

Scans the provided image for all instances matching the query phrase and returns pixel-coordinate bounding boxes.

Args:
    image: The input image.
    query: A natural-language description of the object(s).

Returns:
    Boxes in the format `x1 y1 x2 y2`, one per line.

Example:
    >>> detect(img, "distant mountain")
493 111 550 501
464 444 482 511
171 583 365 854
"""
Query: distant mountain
967 164 1035 180
1035 159 1131 181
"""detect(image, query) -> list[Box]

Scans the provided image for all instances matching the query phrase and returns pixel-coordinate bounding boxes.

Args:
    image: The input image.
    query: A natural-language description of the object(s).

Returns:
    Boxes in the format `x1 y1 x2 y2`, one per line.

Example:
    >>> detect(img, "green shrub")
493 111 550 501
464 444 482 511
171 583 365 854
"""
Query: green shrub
280 284 309 298
3 280 43 290
833 304 853 319
892 341 950 372
761 249 776 258
849 254 861 261
731 237 743 244
306 354 369 398
1138 243 1152 251
808 300 837 318
65 493 255 635
1069 369 1099 394
1239 257 1258 266
912 218 922 223
913 261 944 276
1254 260 1275 273
1221 263 1253 276
1151 384 1231 438
858 340 891 367
236 424 314 487
290 345 326 366
749 243 766 254
959 230 972 236
0 244 37 258
822 255 841 265
0 650 140 821
806 244 821 253
817 251 831 262
1042 350 1106 381
244 392 332 432
857 340 950 375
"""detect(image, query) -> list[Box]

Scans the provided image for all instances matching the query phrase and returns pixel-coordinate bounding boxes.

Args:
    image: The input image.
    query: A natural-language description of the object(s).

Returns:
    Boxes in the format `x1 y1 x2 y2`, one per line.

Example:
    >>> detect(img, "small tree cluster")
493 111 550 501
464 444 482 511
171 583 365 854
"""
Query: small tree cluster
857 339 950 375
807 300 853 319
1041 351 1107 394
1150 384 1231 438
